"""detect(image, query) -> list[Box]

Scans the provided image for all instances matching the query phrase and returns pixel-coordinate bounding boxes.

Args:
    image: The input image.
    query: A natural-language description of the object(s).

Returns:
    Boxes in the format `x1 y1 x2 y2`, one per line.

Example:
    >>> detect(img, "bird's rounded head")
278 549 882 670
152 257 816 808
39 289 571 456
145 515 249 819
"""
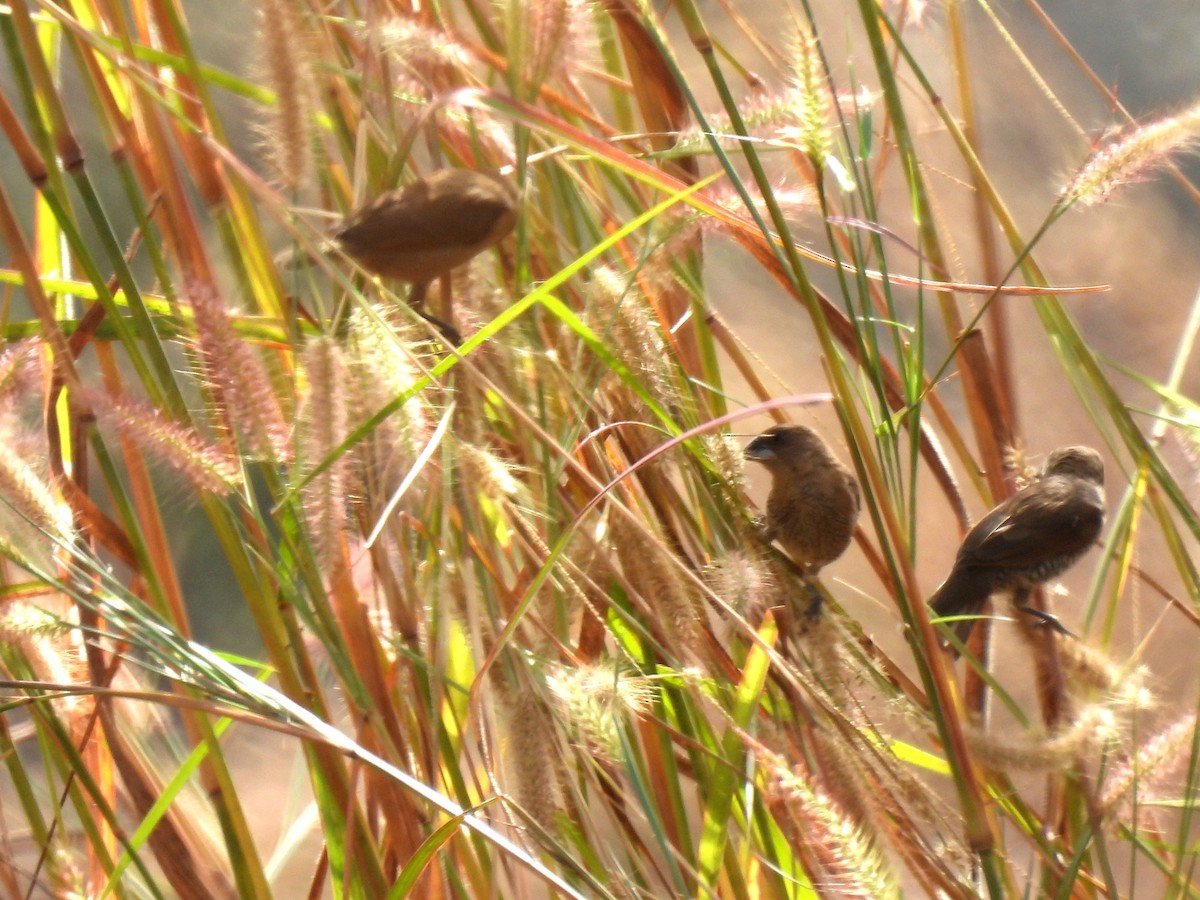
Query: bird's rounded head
744 424 828 465
1041 445 1104 485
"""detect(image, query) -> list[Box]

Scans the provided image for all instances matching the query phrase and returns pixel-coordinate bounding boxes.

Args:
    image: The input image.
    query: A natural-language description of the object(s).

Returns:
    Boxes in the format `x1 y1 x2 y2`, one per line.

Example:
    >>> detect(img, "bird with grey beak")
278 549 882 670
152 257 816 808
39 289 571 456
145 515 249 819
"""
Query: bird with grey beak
743 424 861 578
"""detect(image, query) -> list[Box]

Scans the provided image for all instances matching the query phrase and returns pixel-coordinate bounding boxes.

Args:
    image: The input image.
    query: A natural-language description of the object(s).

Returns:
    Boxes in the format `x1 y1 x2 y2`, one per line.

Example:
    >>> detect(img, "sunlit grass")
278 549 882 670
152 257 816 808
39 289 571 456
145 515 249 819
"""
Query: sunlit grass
0 0 1197 897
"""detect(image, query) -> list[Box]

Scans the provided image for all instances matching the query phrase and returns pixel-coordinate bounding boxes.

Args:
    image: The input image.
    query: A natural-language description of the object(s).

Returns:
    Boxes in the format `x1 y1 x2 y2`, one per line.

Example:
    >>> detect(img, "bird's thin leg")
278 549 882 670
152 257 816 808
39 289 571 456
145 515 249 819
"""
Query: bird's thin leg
437 271 454 335
750 516 774 544
799 571 824 621
406 280 461 344
1012 587 1074 637
416 311 462 346
406 280 430 309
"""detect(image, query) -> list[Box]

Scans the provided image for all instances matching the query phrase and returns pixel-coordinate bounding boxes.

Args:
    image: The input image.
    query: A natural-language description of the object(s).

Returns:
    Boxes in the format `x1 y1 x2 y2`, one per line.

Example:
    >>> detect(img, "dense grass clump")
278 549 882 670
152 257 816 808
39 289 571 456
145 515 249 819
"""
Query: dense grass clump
0 0 1198 897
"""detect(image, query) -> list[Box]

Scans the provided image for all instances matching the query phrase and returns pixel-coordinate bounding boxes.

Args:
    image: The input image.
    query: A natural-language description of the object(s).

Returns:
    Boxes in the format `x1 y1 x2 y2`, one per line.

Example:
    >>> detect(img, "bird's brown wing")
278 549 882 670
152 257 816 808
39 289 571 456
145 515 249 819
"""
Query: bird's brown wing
956 478 1102 570
339 186 511 251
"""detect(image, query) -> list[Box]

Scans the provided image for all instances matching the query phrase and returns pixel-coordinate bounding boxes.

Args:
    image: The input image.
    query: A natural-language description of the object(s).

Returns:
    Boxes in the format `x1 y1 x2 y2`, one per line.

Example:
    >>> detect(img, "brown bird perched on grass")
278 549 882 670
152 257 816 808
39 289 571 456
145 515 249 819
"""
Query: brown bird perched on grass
743 424 861 577
929 445 1105 652
333 168 518 342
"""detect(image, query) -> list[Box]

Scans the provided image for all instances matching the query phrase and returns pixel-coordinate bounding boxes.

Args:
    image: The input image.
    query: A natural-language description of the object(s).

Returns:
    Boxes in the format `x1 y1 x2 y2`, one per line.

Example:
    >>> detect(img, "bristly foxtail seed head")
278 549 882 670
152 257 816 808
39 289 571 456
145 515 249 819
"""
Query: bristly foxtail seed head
85 390 239 496
345 306 428 401
496 0 599 101
457 443 523 514
257 0 314 191
1063 101 1200 206
585 266 676 412
188 283 291 463
377 17 474 88
0 602 81 717
344 306 433 484
1100 712 1197 827
763 750 900 898
513 0 571 91
298 336 351 569
0 448 74 542
611 516 702 655
705 551 770 617
965 704 1119 773
785 24 833 164
1001 443 1038 488
0 340 42 416
678 87 822 156
1057 639 1155 712
546 664 653 763
496 686 563 830
704 432 747 491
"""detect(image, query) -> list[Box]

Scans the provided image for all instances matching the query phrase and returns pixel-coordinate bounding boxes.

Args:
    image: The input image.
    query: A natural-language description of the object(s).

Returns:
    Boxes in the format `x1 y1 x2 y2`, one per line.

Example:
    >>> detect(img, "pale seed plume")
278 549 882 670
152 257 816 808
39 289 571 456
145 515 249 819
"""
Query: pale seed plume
258 0 314 191
0 599 83 718
611 516 702 655
763 750 899 898
584 266 678 414
705 551 772 618
496 685 563 831
344 306 433 503
297 336 351 568
1063 101 1200 206
1058 639 1154 712
87 390 239 495
0 446 73 541
546 664 653 763
188 282 291 462
965 704 1119 772
0 340 41 415
784 24 833 164
1100 712 1197 827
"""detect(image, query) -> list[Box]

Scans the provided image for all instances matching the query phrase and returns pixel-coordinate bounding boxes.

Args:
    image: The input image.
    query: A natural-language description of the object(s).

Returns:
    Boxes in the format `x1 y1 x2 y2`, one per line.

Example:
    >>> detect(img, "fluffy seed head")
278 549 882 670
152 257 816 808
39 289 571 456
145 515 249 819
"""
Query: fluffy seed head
965 704 1119 772
547 664 653 762
584 266 677 413
508 0 576 93
188 283 291 462
0 447 73 542
705 551 772 618
0 600 83 717
1100 713 1197 827
86 390 239 495
763 750 899 897
611 516 702 656
783 25 833 163
496 686 563 830
703 431 747 491
344 306 434 502
1058 639 1154 712
257 0 314 190
376 17 474 91
1063 102 1200 206
458 443 522 500
297 336 351 568
0 340 42 418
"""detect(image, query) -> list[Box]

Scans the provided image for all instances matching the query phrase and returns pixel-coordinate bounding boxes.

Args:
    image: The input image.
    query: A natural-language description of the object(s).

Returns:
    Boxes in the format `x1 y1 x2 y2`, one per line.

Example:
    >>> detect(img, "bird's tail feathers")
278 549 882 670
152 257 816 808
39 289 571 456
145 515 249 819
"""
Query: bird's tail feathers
928 570 990 652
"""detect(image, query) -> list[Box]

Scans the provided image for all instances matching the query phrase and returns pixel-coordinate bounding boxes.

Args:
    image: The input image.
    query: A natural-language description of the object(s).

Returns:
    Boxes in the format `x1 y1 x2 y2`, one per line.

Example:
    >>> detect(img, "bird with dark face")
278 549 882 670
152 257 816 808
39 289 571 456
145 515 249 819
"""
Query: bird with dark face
743 424 861 575
929 446 1105 651
334 169 519 342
